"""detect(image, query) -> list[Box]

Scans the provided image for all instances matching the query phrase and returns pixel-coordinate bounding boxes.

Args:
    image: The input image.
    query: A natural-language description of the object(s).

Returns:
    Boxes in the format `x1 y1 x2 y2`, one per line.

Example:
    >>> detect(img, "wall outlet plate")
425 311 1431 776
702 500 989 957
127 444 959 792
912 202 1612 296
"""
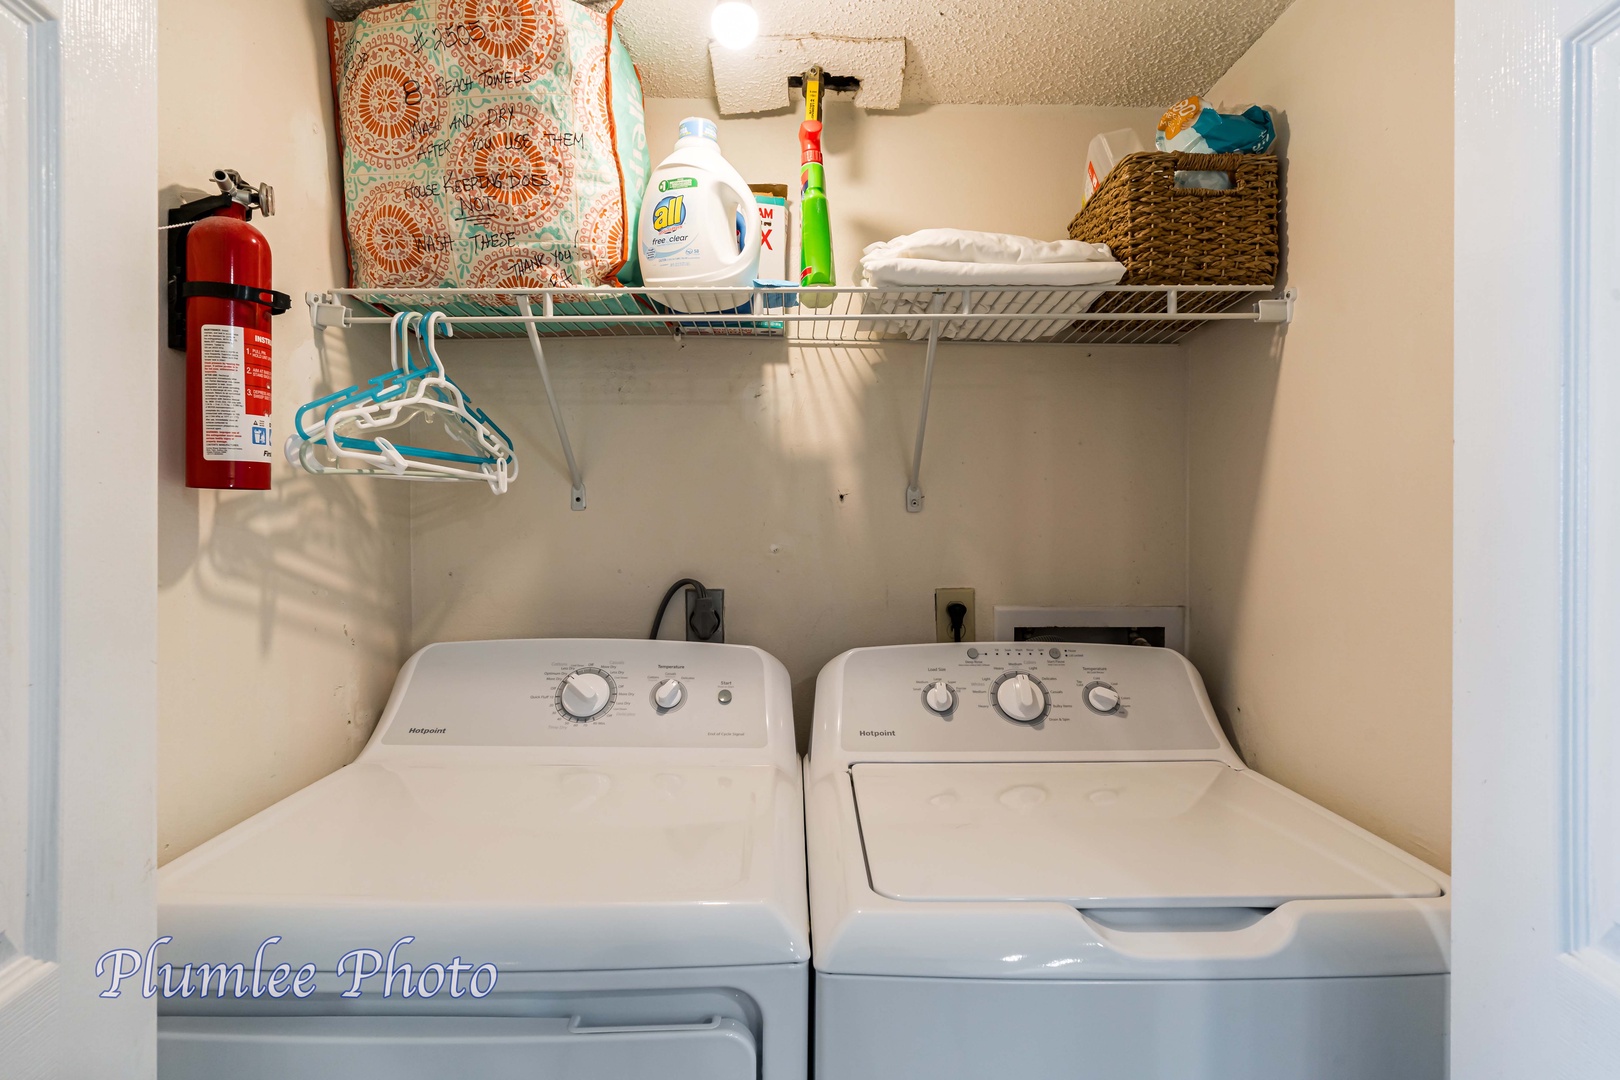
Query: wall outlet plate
685 588 725 643
935 588 977 643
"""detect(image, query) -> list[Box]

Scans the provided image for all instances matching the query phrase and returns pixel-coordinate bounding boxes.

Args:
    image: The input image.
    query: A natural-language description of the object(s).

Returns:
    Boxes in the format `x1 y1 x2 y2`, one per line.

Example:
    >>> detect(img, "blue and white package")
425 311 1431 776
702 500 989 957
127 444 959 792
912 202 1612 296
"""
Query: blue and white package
1156 96 1275 154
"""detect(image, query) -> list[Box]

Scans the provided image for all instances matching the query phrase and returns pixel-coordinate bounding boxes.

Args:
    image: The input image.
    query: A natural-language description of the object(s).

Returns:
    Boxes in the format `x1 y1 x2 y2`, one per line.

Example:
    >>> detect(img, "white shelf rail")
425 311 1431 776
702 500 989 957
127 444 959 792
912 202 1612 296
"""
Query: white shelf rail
306 285 1296 511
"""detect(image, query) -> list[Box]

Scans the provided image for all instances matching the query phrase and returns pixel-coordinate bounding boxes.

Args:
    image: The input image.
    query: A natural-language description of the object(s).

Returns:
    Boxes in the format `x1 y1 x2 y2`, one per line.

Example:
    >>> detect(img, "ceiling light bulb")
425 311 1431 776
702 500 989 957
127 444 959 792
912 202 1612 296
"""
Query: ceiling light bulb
711 1 759 50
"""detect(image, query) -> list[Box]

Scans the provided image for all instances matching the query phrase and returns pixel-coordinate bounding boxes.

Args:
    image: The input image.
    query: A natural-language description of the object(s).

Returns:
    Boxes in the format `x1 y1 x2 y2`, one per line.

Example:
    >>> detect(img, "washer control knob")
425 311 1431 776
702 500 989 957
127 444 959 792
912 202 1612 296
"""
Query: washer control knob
996 672 1047 722
560 671 612 719
1087 683 1122 713
924 681 955 714
654 678 685 710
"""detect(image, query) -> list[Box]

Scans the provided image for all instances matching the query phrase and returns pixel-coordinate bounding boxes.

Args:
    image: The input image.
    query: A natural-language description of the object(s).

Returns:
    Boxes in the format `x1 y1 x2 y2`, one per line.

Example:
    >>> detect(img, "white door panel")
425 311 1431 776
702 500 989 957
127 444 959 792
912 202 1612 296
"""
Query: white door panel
0 0 156 1075
0 3 64 1071
1457 0 1620 1073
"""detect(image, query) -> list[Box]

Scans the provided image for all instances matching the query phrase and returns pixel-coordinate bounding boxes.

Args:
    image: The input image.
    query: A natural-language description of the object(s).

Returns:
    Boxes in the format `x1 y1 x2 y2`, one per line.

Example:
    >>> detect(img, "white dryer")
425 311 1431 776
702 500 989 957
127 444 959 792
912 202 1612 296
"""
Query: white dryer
158 639 809 1080
806 642 1449 1080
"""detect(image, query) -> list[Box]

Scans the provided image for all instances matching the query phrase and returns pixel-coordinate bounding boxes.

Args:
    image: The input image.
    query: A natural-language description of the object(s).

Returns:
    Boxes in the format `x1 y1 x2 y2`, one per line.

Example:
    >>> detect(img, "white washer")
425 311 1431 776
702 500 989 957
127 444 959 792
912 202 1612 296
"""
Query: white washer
158 639 809 1080
807 643 1449 1080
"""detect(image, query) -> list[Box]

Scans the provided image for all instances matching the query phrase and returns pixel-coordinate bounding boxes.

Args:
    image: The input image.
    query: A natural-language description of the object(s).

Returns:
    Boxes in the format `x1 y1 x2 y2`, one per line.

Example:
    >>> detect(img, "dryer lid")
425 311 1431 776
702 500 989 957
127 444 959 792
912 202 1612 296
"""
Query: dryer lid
851 761 1442 908
158 761 809 972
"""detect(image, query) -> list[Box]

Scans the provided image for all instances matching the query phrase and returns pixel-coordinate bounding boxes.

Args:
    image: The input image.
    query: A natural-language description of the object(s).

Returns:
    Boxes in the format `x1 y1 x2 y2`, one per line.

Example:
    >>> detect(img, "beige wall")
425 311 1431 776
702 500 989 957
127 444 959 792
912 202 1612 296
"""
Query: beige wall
409 101 1189 742
157 6 1455 873
157 0 411 863
1185 0 1453 868
156 32 1181 854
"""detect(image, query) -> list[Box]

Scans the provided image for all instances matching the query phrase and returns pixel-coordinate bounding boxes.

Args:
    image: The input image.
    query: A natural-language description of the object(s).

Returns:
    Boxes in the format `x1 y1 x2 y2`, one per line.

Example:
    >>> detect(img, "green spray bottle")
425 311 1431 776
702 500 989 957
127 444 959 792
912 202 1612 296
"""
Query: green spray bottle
798 119 836 308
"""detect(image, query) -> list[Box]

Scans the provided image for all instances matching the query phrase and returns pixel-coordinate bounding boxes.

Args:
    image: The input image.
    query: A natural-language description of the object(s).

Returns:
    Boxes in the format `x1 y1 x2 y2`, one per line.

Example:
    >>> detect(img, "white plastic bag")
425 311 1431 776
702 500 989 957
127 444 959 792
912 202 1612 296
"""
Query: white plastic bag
1083 128 1146 206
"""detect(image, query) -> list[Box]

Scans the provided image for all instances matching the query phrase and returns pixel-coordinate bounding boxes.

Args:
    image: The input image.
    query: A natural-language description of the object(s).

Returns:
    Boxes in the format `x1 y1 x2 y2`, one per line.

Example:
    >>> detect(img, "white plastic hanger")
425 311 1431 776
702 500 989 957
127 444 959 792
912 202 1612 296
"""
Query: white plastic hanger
286 311 519 493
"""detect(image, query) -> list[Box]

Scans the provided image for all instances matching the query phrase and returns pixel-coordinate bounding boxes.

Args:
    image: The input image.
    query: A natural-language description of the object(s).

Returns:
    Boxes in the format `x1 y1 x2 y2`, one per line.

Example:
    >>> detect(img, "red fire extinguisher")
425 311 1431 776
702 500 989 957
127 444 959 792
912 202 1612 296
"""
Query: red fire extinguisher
167 169 290 490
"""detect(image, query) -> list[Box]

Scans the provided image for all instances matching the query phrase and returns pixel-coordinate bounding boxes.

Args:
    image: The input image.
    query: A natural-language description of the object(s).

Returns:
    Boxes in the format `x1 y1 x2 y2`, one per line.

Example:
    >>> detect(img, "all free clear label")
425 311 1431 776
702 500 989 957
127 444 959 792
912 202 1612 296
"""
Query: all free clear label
200 324 272 462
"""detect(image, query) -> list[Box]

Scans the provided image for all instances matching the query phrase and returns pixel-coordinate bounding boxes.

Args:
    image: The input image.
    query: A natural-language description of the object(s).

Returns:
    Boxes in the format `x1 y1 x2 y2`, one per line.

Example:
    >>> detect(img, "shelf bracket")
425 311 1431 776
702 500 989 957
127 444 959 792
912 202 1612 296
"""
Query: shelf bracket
1256 287 1297 325
517 296 587 510
905 319 943 513
306 290 350 330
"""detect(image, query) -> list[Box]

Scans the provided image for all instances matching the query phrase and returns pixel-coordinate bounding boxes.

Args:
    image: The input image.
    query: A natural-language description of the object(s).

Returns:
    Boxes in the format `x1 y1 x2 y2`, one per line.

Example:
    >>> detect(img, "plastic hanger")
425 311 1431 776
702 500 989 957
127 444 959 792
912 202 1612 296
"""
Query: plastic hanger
298 311 518 490
286 311 519 493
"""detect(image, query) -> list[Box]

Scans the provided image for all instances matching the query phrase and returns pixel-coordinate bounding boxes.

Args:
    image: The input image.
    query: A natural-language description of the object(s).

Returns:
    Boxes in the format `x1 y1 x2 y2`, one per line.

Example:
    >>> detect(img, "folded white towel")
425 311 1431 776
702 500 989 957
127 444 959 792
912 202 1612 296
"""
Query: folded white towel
857 229 1126 341
860 257 1125 290
861 229 1115 267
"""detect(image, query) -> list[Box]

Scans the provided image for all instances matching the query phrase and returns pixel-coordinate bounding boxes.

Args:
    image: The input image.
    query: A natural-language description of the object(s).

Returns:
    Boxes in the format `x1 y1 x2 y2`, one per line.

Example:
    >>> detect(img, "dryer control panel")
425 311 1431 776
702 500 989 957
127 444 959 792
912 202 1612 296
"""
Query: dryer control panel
832 643 1223 755
379 639 770 748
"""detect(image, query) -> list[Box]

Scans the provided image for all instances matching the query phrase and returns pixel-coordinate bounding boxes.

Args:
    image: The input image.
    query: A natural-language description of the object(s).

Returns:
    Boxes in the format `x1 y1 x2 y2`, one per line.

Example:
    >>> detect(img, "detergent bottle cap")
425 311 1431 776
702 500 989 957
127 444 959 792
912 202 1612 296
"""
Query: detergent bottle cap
677 116 720 145
799 121 824 164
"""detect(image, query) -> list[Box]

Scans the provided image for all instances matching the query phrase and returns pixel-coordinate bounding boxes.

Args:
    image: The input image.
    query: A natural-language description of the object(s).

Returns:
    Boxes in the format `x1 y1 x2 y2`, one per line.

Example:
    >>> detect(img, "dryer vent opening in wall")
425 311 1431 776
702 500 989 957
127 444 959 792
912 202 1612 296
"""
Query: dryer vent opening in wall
993 606 1186 654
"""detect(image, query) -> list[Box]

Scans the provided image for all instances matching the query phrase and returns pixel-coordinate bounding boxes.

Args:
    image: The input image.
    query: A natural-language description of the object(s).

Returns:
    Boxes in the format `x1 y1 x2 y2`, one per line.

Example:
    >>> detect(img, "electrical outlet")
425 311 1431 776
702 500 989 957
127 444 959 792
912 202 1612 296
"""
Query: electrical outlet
935 588 976 643
685 588 725 643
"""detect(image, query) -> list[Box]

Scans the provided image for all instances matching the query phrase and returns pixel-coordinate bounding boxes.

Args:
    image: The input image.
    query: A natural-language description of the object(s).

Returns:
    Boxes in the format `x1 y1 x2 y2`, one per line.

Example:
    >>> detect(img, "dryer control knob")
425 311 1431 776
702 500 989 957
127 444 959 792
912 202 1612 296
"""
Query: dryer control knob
1087 683 1121 713
996 672 1046 722
924 681 955 714
654 678 685 710
561 671 612 719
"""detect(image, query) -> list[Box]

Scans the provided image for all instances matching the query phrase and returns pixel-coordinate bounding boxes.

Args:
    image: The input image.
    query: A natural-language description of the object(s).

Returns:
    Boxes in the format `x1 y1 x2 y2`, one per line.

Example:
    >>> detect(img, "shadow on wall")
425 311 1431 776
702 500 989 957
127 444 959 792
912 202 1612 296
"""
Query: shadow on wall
1268 108 1291 286
1185 103 1292 762
308 0 354 283
156 186 407 653
1186 320 1288 760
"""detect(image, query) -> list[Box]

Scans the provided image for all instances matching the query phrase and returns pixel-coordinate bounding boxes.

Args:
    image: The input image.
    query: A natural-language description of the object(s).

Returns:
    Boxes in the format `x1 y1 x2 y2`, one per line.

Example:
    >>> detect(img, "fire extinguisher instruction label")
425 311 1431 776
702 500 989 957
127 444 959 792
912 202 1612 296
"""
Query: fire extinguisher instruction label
200 325 272 462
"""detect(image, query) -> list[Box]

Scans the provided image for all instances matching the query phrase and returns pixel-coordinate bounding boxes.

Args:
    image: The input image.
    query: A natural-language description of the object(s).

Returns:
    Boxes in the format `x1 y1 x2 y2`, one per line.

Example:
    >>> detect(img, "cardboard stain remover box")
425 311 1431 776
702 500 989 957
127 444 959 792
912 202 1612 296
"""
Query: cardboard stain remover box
751 183 793 288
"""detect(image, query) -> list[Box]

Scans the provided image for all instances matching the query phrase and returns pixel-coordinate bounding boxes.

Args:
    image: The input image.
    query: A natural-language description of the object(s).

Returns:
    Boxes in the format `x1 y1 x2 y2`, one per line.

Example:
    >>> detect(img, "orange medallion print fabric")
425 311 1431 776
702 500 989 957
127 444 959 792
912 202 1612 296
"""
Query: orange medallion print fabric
439 0 557 83
341 34 445 170
576 195 625 285
466 247 575 305
351 180 452 288
329 0 647 291
446 101 572 232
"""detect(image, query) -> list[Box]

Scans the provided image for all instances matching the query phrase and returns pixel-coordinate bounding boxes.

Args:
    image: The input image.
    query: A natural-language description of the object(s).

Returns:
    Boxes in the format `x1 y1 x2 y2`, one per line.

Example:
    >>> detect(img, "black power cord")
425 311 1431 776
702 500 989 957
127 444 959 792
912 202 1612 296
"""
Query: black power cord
649 578 724 641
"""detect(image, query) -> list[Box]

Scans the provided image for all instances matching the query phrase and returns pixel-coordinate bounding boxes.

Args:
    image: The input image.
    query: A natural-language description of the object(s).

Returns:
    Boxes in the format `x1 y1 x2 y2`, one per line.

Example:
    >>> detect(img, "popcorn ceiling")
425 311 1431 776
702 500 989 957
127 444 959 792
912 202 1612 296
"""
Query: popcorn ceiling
617 0 1295 107
330 0 1294 108
710 36 907 114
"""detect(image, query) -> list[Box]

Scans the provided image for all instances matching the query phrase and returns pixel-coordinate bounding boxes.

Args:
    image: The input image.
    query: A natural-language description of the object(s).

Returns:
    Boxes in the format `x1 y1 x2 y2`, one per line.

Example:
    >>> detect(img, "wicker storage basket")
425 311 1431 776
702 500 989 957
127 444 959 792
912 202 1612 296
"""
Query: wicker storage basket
1068 151 1279 286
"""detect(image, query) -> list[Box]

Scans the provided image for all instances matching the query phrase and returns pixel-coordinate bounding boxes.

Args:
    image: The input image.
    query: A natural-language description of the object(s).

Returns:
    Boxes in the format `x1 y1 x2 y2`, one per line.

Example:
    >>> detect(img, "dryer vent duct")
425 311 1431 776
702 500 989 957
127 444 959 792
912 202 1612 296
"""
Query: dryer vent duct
710 34 906 115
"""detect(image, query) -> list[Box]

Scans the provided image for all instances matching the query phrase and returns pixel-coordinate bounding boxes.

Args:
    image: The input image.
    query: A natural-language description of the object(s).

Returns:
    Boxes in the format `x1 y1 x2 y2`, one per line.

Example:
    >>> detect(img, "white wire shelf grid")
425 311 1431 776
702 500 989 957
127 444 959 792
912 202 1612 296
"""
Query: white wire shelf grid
304 284 1293 515
306 284 1292 347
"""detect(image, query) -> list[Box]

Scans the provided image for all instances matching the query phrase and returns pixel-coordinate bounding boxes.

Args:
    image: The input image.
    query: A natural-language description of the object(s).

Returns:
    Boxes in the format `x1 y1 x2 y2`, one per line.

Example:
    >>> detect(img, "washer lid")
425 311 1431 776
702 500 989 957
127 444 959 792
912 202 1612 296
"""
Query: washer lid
851 762 1442 908
159 761 809 972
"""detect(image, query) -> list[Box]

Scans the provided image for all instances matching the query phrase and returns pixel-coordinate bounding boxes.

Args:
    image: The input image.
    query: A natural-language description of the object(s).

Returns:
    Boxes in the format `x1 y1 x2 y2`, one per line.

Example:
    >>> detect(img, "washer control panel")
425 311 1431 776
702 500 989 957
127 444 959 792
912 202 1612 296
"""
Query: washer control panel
837 643 1221 753
383 639 768 748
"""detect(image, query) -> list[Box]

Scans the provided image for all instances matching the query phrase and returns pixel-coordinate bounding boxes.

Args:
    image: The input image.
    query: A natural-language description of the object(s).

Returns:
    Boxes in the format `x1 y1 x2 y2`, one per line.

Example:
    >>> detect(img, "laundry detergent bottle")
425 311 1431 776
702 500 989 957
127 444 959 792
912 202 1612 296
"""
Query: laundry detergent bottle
639 118 761 313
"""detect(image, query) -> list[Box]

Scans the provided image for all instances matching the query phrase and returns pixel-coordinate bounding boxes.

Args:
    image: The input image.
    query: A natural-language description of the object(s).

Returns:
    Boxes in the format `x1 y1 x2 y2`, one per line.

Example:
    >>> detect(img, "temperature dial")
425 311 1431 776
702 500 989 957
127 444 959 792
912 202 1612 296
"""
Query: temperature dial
1086 682 1121 714
654 678 685 710
558 668 615 721
993 671 1048 723
923 680 956 714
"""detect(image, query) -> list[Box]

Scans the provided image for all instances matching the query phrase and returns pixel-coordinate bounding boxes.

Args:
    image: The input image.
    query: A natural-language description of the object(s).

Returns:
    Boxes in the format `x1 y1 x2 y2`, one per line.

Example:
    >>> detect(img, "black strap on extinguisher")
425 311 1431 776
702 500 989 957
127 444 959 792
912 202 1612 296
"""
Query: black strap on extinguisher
182 281 293 314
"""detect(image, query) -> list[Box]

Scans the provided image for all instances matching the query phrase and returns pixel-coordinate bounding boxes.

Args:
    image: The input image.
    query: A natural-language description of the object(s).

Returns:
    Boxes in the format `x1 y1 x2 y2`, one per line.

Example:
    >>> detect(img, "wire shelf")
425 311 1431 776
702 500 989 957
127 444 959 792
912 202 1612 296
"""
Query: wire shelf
306 284 1290 347
301 283 1293 515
